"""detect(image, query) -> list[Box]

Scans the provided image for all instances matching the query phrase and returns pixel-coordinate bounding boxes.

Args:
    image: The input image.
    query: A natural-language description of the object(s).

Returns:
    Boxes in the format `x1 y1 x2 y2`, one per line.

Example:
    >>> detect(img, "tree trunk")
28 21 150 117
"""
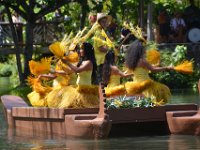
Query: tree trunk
79 0 88 29
80 5 86 29
5 6 24 85
147 2 153 41
138 0 145 29
24 21 35 80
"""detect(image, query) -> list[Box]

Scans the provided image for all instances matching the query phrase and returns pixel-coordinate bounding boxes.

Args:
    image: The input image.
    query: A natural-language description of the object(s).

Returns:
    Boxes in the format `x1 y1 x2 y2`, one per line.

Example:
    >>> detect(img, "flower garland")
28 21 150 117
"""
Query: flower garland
106 96 160 109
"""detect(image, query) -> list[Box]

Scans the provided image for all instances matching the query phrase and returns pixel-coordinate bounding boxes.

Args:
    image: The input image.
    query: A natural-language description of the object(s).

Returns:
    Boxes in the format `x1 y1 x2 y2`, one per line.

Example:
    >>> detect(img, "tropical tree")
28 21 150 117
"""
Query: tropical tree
0 0 196 87
0 0 75 85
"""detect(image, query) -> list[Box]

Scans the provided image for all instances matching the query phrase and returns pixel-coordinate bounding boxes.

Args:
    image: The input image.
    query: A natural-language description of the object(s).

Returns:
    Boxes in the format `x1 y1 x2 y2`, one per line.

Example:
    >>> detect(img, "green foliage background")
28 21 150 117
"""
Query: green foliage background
0 0 200 97
150 45 200 90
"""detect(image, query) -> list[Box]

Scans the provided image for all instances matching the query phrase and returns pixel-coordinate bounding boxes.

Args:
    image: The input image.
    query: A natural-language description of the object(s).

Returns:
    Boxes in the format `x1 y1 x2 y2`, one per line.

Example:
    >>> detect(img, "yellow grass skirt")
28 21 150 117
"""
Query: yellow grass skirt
58 85 99 108
143 81 171 104
125 79 171 104
46 85 75 108
27 91 47 107
105 85 126 97
125 79 153 96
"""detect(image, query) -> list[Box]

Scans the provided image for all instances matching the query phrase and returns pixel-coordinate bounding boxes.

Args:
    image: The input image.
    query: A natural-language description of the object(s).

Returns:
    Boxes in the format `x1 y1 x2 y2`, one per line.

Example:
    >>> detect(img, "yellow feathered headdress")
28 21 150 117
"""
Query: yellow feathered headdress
123 22 146 44
68 27 88 51
49 32 74 58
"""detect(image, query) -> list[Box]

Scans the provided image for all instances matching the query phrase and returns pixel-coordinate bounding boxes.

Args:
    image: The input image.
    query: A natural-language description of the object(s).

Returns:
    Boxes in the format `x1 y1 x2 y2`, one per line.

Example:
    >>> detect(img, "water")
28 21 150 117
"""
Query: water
1 134 200 150
170 89 200 105
0 77 200 150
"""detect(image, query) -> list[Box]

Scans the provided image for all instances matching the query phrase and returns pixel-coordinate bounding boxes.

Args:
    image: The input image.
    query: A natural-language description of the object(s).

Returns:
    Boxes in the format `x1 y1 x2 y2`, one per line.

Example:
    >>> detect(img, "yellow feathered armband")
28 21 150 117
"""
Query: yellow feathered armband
29 57 52 76
63 52 79 63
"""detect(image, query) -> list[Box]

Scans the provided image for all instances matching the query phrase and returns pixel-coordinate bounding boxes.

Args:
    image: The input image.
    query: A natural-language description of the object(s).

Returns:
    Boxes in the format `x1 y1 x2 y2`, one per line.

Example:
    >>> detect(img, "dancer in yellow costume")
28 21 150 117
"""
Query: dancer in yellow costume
59 42 99 108
93 13 112 84
27 57 52 107
45 51 79 108
102 51 133 97
124 40 174 105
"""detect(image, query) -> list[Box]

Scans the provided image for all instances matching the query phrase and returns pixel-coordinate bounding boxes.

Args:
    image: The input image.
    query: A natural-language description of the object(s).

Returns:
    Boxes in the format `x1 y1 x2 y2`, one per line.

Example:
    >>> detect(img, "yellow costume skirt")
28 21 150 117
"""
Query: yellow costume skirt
45 85 75 108
58 85 99 109
27 91 47 107
125 79 171 104
125 79 153 96
105 85 126 97
143 81 171 104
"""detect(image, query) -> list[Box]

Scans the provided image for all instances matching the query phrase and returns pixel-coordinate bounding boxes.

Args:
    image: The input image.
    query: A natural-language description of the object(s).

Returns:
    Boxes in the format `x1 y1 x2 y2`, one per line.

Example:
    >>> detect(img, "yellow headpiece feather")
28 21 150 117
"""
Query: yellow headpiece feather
69 27 88 51
123 22 146 44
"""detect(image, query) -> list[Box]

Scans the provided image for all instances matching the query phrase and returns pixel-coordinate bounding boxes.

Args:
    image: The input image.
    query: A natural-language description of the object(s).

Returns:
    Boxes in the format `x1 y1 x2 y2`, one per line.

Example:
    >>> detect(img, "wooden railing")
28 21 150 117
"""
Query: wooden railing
0 21 64 46
0 21 200 66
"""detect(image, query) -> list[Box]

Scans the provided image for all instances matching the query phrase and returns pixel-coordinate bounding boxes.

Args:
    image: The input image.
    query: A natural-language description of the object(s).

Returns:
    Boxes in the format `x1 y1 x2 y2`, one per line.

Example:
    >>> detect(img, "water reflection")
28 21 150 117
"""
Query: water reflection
168 135 200 150
2 134 200 150
1 102 200 149
170 89 199 105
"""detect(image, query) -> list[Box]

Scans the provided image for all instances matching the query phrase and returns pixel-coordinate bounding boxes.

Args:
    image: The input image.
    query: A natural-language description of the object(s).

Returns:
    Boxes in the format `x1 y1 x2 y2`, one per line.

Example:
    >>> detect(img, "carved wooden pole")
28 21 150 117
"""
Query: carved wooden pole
98 83 108 119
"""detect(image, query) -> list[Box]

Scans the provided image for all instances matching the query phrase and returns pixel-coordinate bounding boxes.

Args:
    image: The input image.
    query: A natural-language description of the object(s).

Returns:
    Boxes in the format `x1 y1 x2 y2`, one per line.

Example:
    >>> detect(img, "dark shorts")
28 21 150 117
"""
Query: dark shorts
159 24 170 36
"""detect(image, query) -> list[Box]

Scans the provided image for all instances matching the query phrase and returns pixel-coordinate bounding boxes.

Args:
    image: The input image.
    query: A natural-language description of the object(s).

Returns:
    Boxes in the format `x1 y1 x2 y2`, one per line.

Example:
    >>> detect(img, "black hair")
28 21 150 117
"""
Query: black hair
125 40 145 70
77 42 97 84
119 27 136 45
102 50 115 86
121 28 131 37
